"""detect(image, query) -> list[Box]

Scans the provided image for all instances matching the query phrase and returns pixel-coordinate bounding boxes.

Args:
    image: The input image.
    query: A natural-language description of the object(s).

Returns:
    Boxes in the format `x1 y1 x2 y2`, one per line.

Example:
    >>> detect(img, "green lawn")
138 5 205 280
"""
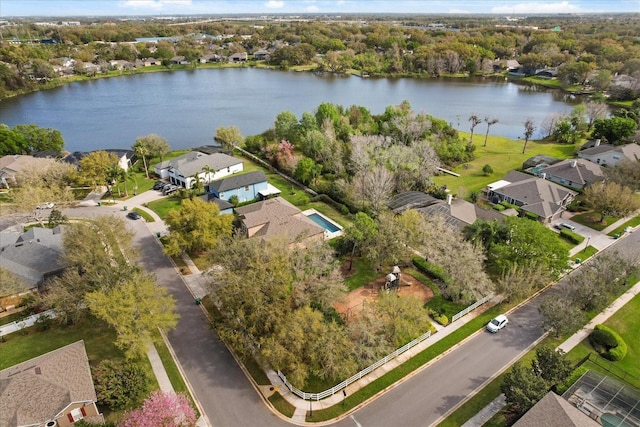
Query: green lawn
570 245 598 262
570 211 619 231
146 196 183 219
566 293 640 382
433 136 577 197
607 215 640 237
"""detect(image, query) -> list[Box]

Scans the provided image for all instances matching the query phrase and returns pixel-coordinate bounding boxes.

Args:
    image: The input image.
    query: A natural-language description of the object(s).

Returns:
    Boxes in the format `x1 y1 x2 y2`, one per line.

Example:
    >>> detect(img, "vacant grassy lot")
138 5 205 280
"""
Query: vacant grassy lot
433 136 577 197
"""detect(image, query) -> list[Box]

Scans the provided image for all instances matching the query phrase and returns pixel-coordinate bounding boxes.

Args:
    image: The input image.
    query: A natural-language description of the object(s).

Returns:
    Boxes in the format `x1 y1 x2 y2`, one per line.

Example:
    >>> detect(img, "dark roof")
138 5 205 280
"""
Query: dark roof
522 155 561 169
208 170 267 193
540 159 604 186
198 193 234 211
190 144 232 155
388 191 440 212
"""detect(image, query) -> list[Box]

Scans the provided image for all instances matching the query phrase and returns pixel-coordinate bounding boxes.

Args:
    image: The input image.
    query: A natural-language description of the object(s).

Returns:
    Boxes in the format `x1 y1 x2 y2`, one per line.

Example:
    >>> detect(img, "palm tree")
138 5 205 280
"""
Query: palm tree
106 165 124 198
201 164 215 185
190 172 203 197
133 138 150 179
122 168 136 197
469 114 481 144
483 117 499 147
522 118 536 154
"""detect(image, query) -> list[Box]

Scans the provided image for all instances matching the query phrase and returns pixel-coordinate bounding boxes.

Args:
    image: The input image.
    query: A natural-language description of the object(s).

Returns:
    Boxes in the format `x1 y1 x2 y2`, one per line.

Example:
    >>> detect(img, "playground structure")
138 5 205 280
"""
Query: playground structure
335 267 433 322
382 265 402 291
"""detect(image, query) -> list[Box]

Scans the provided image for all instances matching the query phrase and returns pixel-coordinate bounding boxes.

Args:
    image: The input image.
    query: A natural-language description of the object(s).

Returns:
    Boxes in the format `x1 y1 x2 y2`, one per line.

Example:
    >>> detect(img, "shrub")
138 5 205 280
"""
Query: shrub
589 324 627 361
500 201 520 211
560 229 585 244
93 359 150 409
555 366 588 395
432 313 449 326
493 203 506 211
412 257 450 283
524 211 539 220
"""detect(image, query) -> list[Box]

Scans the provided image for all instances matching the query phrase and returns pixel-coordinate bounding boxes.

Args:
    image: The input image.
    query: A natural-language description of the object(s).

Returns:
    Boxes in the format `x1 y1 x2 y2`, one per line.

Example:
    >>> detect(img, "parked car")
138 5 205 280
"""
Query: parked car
163 185 179 195
560 223 576 231
127 211 141 220
36 202 55 209
153 181 165 190
486 314 508 333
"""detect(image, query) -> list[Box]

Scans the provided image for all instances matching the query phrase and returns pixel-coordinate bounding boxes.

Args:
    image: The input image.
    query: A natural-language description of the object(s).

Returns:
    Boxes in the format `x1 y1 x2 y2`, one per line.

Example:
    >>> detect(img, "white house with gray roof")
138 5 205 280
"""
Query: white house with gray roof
485 171 577 223
578 142 640 167
206 170 280 203
154 151 243 189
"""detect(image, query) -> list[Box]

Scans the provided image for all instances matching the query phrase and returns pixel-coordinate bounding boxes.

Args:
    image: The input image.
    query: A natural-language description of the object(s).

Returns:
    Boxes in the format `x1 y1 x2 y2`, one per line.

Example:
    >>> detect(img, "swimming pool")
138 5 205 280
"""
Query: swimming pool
306 212 341 233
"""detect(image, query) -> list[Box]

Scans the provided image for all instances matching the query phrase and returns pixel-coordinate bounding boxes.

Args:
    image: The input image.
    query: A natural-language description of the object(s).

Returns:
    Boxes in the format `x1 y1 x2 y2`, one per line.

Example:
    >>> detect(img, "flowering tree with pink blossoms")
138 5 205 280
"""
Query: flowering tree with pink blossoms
119 391 196 427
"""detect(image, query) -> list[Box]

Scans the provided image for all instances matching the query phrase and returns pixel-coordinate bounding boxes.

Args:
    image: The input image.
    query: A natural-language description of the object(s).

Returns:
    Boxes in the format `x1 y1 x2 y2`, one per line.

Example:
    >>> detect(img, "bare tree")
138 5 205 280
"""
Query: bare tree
585 101 609 131
469 114 481 144
522 118 536 154
483 116 499 147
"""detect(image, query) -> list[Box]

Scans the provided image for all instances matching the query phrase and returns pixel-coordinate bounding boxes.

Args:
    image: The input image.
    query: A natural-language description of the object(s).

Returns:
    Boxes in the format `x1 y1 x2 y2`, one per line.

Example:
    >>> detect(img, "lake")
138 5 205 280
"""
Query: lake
0 68 582 152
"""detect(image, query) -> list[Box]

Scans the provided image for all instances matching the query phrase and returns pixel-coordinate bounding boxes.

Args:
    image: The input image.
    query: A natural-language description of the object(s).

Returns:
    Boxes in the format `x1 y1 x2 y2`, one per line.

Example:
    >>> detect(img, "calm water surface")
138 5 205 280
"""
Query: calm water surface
0 68 581 152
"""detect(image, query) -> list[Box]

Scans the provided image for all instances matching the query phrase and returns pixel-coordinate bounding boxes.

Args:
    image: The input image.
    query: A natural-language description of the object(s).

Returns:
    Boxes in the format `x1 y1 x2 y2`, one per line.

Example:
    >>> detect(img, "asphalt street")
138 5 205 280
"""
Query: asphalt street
65 204 640 427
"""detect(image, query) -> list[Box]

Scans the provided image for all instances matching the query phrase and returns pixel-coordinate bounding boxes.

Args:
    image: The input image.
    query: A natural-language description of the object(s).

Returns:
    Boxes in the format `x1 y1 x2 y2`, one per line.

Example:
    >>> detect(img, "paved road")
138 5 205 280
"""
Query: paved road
65 204 639 427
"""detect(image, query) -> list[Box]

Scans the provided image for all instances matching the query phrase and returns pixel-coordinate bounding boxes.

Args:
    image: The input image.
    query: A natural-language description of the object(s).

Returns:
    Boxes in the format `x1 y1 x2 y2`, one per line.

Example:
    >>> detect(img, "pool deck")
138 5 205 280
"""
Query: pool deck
302 208 344 239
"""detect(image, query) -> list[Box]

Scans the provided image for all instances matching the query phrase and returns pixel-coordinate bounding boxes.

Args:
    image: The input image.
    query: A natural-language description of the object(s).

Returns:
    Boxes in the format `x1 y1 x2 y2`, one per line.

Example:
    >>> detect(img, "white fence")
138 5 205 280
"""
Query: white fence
278 329 431 401
0 309 55 337
451 294 493 323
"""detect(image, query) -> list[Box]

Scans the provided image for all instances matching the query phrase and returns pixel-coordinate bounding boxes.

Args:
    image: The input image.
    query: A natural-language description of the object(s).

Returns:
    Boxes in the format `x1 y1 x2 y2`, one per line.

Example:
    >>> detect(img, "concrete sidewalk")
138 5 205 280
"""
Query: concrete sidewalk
462 279 640 427
568 213 637 257
258 295 502 424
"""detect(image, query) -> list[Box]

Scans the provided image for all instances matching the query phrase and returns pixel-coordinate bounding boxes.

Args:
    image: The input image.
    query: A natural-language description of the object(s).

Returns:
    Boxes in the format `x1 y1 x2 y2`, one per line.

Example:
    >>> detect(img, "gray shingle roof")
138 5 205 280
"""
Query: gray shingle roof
208 170 267 193
513 392 600 427
540 159 604 186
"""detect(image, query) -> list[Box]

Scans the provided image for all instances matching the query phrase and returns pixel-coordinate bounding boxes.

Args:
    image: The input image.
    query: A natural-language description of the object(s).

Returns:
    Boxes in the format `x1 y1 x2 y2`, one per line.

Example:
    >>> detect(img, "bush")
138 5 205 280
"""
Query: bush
555 366 589 395
525 211 539 220
589 324 627 361
560 229 585 244
93 359 150 409
412 257 450 283
432 313 449 326
493 203 506 211
500 201 521 211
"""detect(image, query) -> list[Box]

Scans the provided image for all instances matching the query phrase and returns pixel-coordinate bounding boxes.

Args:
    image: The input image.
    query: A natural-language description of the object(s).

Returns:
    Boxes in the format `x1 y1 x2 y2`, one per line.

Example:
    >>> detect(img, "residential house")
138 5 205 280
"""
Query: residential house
0 226 69 311
154 151 243 189
388 191 504 231
198 193 234 215
0 155 60 188
485 170 577 223
199 53 221 63
253 50 270 60
229 52 248 62
0 341 104 427
533 158 604 190
170 56 190 65
142 57 161 66
513 392 599 427
206 170 273 203
235 197 325 246
578 141 640 167
108 59 135 71
62 149 134 172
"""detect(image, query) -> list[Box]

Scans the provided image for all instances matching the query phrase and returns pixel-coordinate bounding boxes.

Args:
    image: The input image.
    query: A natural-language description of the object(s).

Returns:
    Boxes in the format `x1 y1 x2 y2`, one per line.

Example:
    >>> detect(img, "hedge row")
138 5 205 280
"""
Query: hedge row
412 257 450 284
589 324 628 361
560 229 585 244
500 201 521 211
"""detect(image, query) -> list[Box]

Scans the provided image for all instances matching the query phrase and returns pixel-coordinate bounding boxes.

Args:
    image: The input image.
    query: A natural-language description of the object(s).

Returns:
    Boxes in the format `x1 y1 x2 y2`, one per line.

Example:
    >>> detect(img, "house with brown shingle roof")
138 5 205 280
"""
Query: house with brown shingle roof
485 171 577 223
235 197 325 246
533 158 604 190
0 341 103 427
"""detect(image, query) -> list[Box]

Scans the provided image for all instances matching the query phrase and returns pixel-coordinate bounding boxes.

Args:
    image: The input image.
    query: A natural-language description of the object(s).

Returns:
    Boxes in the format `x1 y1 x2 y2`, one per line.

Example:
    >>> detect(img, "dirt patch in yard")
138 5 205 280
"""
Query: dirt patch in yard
334 273 434 321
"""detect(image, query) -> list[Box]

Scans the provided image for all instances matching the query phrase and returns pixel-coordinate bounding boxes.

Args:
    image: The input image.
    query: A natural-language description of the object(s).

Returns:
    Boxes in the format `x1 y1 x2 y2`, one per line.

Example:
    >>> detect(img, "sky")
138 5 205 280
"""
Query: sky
1 0 639 18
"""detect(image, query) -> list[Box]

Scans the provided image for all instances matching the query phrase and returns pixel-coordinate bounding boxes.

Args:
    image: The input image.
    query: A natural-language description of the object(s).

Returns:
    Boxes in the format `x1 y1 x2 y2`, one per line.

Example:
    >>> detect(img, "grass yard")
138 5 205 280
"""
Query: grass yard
607 215 640 237
570 211 619 231
342 257 382 291
570 245 598 262
566 293 640 382
433 136 577 198
146 196 183 219
268 392 296 418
